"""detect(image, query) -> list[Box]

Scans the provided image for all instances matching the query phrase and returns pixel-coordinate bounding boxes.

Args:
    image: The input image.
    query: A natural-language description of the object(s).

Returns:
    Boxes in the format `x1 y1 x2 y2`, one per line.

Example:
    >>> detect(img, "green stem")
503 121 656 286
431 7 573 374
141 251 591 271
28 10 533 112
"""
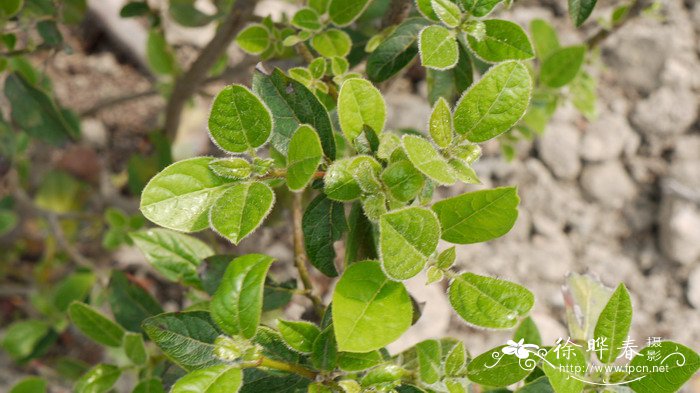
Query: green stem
259 356 318 380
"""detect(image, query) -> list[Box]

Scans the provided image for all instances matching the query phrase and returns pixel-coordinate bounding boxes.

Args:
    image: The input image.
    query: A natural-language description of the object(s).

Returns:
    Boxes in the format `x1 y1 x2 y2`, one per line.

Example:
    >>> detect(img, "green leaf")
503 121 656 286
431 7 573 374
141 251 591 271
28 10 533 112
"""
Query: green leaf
9 377 46 393
436 246 456 269
140 157 235 232
147 29 176 75
444 341 467 377
431 0 462 28
530 18 559 59
427 41 474 105
240 369 310 392
367 18 430 83
627 341 700 393
324 158 362 201
312 326 338 371
68 302 125 347
236 24 271 55
287 125 324 191
381 161 425 202
514 316 542 346
333 261 413 352
415 0 439 21
448 273 534 328
338 78 387 141
402 135 456 185
278 320 320 354
568 0 597 27
416 339 442 384
108 270 163 332
209 157 252 180
429 97 453 148
311 29 352 58
208 84 272 153
570 71 597 120
211 254 275 338
542 346 585 393
37 20 63 46
379 207 440 281
309 0 330 14
540 45 586 88
419 25 459 70
124 332 147 365
130 228 214 287
593 283 632 363
292 7 321 31
0 0 23 18
209 182 275 245
74 364 121 393
467 346 530 386
309 58 327 79
516 376 554 393
133 379 165 393
453 61 532 142
120 2 150 18
4 73 78 145
345 202 378 263
328 0 371 26
303 194 347 277
1 320 51 362
252 68 335 158
53 271 95 312
467 19 534 62
431 187 519 244
143 311 224 371
171 365 242 393
169 0 214 27
338 350 384 372
460 0 503 17
563 273 613 342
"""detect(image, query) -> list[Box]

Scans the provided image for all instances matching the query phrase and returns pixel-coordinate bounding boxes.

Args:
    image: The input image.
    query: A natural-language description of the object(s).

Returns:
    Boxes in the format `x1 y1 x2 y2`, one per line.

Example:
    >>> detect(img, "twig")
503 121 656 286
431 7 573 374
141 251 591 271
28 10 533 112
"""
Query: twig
258 356 318 379
79 89 158 117
292 193 325 317
46 213 93 269
585 0 647 48
163 0 258 140
382 0 412 28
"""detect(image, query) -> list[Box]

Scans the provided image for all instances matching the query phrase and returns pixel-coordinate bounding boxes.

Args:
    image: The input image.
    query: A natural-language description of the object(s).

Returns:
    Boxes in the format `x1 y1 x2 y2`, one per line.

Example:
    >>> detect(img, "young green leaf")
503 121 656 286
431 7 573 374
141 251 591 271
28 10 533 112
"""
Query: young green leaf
542 345 586 393
540 45 586 88
431 187 519 244
338 350 384 372
311 29 352 58
333 261 412 352
309 0 330 14
467 346 530 386
303 194 347 277
236 24 271 54
379 207 440 281
568 0 598 27
292 7 322 31
312 326 338 371
563 273 614 342
9 377 47 393
53 271 95 312
171 365 243 393
140 157 235 232
381 161 425 202
147 29 176 75
123 332 147 365
1 320 51 362
324 158 363 201
436 246 456 269
367 18 430 83
252 68 336 158
513 316 542 346
211 254 275 338
338 78 387 141
416 339 442 384
467 19 534 62
429 97 453 148
460 0 503 17
143 311 224 371
74 364 121 393
287 125 323 191
328 0 371 26
309 58 327 78
402 135 456 185
593 283 632 363
68 302 125 347
570 71 598 120
209 157 252 180
530 18 560 59
133 379 165 393
448 273 534 328
431 0 462 28
208 84 272 153
108 271 163 333
444 341 467 377
419 25 459 70
278 320 321 354
130 228 214 287
627 341 700 393
209 181 275 245
453 61 532 142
